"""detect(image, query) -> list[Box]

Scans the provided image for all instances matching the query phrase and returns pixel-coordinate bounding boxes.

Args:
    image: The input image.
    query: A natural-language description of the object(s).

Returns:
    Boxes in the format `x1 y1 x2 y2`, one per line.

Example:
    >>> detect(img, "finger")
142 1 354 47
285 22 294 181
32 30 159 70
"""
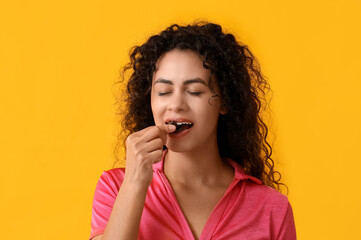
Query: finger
156 124 176 143
159 124 176 134
142 138 164 153
148 149 164 164
143 125 176 143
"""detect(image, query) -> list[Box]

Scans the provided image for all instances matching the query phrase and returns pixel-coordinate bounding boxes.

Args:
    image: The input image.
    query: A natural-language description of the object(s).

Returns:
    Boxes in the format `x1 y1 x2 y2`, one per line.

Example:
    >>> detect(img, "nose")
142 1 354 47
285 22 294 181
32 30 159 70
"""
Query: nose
166 91 188 112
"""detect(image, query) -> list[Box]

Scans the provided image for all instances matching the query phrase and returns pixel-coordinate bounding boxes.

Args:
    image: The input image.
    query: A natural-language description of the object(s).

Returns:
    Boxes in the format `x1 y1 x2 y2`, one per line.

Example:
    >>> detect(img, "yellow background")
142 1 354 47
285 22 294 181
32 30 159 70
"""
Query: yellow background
1 0 360 239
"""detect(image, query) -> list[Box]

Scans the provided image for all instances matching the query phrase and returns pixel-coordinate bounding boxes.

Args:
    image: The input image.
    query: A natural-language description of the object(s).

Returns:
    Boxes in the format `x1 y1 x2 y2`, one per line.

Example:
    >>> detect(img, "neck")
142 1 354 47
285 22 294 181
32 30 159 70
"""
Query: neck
163 142 234 187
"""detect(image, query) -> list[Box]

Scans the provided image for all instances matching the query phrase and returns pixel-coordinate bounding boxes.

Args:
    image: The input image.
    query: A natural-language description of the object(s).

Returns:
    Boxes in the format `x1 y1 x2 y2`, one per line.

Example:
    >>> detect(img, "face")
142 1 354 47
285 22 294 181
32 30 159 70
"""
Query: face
151 49 225 152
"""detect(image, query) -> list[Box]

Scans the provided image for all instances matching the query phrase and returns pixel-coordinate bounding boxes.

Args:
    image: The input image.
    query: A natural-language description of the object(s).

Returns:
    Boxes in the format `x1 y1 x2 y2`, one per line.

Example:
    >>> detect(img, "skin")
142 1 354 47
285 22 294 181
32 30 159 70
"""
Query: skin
151 49 234 239
151 49 223 153
151 49 231 187
92 49 234 240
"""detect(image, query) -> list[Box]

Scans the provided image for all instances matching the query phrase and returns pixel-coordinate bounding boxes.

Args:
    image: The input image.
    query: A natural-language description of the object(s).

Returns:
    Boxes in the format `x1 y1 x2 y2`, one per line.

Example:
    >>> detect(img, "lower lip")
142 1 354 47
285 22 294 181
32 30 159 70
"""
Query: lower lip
168 127 192 138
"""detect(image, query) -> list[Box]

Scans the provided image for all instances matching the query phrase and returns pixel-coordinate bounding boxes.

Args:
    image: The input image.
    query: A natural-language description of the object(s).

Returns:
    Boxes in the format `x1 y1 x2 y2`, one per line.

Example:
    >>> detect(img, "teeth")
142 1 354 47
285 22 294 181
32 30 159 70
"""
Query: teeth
166 120 193 133
176 122 192 125
166 121 193 125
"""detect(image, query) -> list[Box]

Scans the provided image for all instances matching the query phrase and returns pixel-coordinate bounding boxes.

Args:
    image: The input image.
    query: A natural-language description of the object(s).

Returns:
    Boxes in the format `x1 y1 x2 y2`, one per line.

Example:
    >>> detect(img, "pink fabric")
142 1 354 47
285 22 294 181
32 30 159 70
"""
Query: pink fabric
90 151 296 240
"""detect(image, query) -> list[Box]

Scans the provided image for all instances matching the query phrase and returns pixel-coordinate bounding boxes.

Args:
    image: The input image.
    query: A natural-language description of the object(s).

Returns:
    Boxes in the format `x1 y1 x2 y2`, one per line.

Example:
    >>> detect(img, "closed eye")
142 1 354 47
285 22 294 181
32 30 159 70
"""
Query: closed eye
158 92 171 96
157 91 203 96
188 91 203 96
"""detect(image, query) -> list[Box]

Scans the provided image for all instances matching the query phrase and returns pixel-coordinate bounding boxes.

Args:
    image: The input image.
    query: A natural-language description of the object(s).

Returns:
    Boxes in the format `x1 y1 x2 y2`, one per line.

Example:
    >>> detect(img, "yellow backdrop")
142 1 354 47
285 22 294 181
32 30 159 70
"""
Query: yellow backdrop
1 0 360 239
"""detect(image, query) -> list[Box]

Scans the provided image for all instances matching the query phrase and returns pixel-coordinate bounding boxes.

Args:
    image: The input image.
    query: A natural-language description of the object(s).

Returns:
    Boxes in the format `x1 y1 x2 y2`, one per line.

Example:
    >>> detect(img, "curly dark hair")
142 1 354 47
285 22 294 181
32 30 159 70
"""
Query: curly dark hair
113 21 287 193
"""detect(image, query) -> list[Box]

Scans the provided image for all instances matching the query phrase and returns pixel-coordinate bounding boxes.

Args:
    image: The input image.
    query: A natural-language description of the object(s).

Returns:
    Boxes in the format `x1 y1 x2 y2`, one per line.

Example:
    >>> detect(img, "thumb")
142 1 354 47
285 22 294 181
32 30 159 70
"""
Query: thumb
156 124 176 144
160 124 176 134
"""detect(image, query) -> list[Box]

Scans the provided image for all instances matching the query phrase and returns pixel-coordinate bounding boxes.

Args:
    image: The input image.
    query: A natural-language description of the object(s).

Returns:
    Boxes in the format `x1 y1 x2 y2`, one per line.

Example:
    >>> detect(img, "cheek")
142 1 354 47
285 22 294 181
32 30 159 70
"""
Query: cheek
197 102 221 123
150 96 157 121
151 98 166 124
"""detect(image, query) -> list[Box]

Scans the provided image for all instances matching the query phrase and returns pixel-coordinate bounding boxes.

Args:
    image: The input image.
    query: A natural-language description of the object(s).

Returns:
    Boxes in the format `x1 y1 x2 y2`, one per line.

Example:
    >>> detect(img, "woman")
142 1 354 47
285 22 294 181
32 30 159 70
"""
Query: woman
89 22 296 240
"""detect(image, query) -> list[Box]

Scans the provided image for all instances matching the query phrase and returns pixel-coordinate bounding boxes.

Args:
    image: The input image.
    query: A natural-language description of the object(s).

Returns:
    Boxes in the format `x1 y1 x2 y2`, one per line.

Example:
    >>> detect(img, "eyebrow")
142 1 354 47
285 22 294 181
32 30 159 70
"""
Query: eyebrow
153 78 208 86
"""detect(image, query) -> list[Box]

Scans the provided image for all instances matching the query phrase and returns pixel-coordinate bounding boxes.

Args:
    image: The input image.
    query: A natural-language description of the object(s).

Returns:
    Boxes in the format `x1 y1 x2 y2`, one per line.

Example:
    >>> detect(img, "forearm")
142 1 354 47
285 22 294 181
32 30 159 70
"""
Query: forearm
102 181 147 240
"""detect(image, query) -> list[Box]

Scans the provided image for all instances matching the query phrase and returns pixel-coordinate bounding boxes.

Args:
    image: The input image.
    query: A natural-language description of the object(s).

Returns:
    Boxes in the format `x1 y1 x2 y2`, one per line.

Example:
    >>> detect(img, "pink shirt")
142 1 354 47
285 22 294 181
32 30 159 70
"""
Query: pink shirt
90 151 296 240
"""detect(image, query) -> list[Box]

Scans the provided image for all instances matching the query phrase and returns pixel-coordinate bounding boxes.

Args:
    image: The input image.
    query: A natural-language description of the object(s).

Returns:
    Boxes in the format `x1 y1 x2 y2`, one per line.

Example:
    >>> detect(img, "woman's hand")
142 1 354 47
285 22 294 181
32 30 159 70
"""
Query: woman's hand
123 124 176 189
99 124 176 240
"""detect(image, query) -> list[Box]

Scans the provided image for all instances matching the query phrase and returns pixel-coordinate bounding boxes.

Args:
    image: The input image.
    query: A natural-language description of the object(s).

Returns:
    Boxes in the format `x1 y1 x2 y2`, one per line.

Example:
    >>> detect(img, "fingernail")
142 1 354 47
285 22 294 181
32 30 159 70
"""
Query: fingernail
168 124 176 132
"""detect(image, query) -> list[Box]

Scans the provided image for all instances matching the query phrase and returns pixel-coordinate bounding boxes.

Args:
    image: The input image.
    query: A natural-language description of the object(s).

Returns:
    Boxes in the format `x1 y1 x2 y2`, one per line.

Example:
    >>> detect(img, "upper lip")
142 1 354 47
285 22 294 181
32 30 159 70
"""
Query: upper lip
165 118 193 124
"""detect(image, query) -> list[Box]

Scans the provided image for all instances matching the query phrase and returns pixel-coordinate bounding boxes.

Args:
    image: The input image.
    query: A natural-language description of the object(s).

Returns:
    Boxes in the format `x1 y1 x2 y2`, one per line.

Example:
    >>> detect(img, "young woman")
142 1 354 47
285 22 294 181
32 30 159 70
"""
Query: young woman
89 22 296 240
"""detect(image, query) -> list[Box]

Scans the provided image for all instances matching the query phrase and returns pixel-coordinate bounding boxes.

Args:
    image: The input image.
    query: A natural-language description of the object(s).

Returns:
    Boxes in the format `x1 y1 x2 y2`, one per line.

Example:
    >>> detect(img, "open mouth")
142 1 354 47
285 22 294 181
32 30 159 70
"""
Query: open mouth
165 120 193 133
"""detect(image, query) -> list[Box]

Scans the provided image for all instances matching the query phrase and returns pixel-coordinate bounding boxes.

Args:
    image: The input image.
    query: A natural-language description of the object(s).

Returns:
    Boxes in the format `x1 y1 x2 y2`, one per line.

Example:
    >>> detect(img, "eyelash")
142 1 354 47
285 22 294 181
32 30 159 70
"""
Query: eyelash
188 91 202 96
157 91 202 96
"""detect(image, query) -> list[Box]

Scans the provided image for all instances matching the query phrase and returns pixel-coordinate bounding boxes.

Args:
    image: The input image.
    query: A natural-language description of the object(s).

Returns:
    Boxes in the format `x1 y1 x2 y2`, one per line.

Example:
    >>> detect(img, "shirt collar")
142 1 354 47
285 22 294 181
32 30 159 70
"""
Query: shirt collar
153 149 262 185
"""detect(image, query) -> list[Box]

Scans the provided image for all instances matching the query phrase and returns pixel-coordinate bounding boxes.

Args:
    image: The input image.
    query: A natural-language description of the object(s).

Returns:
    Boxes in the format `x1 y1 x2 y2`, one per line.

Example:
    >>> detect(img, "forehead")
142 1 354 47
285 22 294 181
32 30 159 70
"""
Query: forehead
153 49 211 83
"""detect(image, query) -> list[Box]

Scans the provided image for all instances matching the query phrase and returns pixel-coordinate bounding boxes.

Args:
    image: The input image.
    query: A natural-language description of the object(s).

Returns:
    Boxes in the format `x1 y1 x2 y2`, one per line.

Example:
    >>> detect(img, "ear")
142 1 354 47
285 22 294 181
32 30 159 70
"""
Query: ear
219 104 228 115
